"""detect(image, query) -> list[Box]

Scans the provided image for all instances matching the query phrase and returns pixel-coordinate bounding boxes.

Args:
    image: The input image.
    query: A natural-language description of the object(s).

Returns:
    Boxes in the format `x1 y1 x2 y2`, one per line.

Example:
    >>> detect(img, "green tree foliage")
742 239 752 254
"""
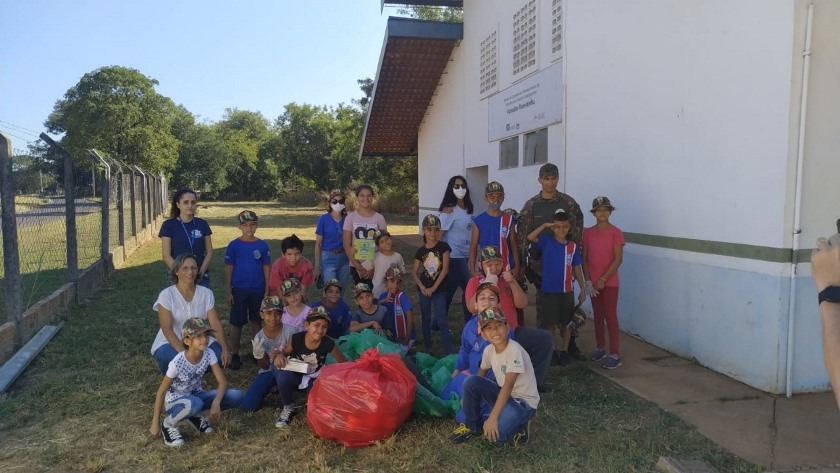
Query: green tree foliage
45 66 180 174
215 109 273 199
397 4 463 22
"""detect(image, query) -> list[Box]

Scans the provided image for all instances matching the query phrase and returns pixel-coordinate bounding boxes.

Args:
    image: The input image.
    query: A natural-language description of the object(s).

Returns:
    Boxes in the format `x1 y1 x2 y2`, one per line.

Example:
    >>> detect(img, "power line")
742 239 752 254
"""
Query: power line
0 120 42 137
0 128 35 145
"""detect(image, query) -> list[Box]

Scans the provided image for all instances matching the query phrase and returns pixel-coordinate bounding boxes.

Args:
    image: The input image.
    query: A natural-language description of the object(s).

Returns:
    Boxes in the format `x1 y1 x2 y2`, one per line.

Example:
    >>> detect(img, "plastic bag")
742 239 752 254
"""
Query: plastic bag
412 352 460 417
307 348 416 448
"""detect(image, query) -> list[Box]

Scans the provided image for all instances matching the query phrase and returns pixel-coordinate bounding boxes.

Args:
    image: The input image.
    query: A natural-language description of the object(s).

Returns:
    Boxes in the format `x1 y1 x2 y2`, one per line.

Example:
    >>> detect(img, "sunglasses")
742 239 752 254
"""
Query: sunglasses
330 199 345 205
453 184 467 189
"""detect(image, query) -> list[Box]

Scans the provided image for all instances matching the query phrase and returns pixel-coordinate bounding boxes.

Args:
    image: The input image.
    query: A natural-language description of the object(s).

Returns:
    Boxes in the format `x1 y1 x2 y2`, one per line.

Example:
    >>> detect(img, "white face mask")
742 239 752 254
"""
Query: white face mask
330 203 345 213
453 187 467 199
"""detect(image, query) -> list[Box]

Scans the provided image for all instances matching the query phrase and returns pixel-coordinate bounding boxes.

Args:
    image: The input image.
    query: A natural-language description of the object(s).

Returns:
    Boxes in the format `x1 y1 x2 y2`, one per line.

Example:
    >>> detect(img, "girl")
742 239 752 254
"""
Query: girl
343 184 387 287
314 189 350 298
279 278 310 333
438 175 475 323
159 188 213 287
412 214 453 354
582 196 625 370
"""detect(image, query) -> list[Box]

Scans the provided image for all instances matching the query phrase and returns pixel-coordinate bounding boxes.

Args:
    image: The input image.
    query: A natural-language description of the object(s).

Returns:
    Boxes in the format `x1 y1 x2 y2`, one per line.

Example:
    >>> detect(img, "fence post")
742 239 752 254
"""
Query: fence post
0 133 23 339
127 166 137 238
39 133 77 281
133 166 147 231
113 161 126 247
87 150 110 264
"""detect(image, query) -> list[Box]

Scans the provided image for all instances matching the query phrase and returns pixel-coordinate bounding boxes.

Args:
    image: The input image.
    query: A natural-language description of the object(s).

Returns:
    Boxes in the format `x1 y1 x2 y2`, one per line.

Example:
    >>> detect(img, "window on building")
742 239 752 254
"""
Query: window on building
499 136 519 169
523 128 548 166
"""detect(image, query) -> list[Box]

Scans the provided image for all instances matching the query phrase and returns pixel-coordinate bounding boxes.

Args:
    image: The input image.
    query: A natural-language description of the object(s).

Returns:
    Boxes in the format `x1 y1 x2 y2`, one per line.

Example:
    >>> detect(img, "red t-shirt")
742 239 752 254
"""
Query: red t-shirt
464 275 519 330
582 224 625 287
268 256 315 296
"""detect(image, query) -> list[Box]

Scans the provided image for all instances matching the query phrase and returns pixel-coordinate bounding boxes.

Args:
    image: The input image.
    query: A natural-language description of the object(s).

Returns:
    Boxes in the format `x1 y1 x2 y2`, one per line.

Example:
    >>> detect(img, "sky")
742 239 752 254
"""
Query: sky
0 0 407 151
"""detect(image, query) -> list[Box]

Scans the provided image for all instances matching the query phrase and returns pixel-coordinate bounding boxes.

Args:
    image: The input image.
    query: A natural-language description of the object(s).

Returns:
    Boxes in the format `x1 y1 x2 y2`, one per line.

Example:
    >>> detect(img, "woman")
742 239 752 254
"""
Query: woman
342 184 387 287
314 189 350 297
438 175 474 323
151 253 231 374
159 188 213 287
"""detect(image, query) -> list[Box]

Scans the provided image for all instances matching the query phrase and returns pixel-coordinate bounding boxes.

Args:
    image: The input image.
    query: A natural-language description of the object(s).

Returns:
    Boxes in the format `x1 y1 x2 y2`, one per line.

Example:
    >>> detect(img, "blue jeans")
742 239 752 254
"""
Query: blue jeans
153 341 222 375
320 250 351 298
241 371 275 412
419 290 453 353
445 257 471 323
461 375 536 443
164 388 243 426
271 364 316 406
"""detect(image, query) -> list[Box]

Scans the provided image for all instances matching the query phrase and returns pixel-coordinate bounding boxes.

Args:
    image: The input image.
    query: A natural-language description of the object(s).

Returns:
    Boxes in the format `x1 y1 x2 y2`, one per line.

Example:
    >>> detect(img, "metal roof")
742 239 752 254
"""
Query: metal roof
360 17 463 157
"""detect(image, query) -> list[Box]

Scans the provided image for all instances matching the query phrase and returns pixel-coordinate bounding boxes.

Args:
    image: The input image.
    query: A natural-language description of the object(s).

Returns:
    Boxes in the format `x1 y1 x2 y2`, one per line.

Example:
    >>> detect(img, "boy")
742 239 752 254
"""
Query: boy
311 278 352 339
268 234 315 298
378 266 415 351
371 231 405 297
151 318 243 446
450 307 538 446
468 181 521 278
349 282 388 336
224 210 271 370
526 209 587 366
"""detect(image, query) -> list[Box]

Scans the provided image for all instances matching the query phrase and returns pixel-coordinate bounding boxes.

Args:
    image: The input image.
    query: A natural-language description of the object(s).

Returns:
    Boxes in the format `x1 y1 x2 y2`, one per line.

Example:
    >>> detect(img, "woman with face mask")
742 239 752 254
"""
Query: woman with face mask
314 189 351 298
438 176 475 323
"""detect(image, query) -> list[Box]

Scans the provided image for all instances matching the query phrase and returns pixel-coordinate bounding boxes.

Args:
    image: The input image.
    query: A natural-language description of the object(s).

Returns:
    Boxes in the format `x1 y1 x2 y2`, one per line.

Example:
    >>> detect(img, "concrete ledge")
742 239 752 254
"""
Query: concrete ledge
0 323 63 393
657 457 719 473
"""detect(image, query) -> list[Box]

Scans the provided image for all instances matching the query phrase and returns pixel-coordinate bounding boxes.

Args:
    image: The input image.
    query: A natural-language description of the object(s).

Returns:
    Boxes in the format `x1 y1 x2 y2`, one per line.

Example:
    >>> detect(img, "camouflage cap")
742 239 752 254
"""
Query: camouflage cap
478 307 508 329
479 245 503 263
323 278 342 292
422 214 441 228
384 265 404 281
182 317 213 338
281 277 302 296
485 181 505 195
306 306 331 325
590 196 616 212
260 295 282 312
353 282 373 298
539 163 559 177
328 189 345 200
238 210 258 223
475 282 500 299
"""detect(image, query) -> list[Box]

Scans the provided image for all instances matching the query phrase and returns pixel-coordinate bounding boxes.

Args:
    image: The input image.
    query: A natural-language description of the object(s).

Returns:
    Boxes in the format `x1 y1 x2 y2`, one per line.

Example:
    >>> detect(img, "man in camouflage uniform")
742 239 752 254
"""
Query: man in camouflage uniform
518 163 586 362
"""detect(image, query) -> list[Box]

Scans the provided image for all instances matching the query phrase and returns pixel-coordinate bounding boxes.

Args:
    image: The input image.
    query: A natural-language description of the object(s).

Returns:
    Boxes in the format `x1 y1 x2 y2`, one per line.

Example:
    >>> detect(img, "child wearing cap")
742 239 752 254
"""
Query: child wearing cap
240 296 299 412
378 266 416 352
527 209 587 366
224 210 271 370
349 282 389 336
278 278 310 333
312 278 352 339
271 307 348 428
314 189 350 298
151 317 243 447
583 196 625 369
468 181 521 278
412 214 453 354
449 307 538 446
371 231 406 297
268 234 315 299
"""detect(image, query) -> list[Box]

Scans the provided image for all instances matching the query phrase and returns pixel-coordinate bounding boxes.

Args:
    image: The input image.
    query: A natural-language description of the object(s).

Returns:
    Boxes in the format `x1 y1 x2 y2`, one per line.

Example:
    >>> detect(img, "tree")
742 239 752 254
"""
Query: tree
45 66 180 174
274 103 334 190
397 4 463 22
215 109 272 199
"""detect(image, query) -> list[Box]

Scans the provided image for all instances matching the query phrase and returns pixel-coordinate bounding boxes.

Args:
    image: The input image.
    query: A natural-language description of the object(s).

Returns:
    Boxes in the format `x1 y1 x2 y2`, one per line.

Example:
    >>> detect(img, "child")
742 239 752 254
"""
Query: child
468 181 521 278
412 214 453 354
311 278 352 340
371 231 406 297
449 307 538 446
343 184 387 287
268 234 315 298
582 196 625 369
224 210 271 370
377 266 416 352
150 318 243 446
272 307 348 427
349 283 388 336
279 278 310 333
527 209 587 366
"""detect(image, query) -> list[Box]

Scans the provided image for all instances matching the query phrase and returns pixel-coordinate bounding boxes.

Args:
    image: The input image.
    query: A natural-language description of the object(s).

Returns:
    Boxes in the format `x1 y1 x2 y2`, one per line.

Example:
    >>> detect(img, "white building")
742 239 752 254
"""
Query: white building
362 0 840 394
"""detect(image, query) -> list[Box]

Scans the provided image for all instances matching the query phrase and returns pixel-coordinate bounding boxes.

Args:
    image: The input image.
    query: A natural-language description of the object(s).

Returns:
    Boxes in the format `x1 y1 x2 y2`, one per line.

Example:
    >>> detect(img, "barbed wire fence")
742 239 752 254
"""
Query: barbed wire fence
0 131 166 356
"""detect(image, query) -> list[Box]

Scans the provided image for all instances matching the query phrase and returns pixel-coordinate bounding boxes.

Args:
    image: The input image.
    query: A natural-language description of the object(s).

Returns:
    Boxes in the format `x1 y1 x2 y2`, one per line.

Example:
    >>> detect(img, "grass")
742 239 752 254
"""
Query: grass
0 203 761 473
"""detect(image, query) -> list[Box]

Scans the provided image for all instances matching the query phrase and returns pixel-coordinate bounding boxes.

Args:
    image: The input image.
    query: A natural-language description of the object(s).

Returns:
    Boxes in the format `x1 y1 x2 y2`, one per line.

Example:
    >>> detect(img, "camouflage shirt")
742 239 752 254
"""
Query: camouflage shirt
517 191 584 278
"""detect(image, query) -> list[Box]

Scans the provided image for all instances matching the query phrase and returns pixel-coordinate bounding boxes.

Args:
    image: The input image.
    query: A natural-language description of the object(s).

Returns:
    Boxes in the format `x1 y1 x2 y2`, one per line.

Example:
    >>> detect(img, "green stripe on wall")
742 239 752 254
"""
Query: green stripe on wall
624 232 812 263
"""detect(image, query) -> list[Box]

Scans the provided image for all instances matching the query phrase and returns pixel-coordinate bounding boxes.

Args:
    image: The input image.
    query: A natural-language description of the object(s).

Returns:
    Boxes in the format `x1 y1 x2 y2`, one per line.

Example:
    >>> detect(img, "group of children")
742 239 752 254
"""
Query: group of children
151 190 625 448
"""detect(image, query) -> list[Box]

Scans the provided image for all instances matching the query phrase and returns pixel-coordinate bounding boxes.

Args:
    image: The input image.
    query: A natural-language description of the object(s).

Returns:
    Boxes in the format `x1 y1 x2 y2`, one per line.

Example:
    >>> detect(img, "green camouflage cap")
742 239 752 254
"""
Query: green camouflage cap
485 181 505 195
479 245 503 263
590 196 616 212
422 214 441 228
260 295 282 312
182 317 213 338
281 277 302 296
238 210 258 223
353 282 373 298
539 163 559 177
306 306 331 325
385 265 404 281
478 307 508 329
323 278 342 292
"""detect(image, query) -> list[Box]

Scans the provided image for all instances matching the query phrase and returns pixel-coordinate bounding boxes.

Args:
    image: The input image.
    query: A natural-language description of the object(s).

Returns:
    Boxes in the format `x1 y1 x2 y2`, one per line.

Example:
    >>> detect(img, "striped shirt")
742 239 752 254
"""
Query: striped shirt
536 235 582 293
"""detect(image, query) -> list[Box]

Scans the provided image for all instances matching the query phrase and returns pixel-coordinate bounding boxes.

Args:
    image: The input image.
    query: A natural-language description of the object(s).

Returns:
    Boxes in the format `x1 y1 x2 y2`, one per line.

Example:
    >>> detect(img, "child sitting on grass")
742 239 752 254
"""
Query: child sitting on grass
150 318 243 447
349 282 388 336
311 278 352 340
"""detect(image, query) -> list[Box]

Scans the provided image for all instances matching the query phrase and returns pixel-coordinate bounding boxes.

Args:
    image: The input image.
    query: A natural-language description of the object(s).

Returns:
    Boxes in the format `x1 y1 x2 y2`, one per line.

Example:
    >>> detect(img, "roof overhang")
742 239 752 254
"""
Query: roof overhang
360 17 463 157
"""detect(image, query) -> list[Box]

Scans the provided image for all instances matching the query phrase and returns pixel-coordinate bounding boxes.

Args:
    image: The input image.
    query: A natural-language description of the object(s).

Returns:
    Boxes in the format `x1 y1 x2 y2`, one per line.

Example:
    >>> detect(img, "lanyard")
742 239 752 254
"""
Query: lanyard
178 218 196 252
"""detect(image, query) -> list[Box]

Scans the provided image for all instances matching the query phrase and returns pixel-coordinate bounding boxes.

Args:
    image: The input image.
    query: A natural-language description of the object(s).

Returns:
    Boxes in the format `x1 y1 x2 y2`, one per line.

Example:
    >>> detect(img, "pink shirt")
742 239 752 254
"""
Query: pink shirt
583 224 625 287
268 256 315 296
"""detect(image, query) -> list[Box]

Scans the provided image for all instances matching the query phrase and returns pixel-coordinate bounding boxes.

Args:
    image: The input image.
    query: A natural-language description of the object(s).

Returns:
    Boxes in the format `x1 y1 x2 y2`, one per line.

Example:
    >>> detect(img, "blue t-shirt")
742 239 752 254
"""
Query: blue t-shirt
536 235 582 293
312 299 352 339
440 206 472 259
159 217 213 270
377 290 416 341
316 213 346 252
473 212 515 268
224 238 271 292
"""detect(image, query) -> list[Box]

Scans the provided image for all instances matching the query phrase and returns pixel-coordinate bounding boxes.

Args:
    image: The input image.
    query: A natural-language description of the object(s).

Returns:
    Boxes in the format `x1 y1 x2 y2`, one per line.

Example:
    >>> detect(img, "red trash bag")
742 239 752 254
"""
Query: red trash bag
307 348 416 447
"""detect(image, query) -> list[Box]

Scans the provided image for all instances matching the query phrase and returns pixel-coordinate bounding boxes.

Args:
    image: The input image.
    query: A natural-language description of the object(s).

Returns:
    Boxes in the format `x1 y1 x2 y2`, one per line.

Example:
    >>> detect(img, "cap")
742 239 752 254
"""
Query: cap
422 214 441 228
329 189 345 200
479 245 503 263
539 163 559 177
182 317 213 338
553 208 569 221
590 196 616 212
323 278 342 292
385 265 404 281
238 210 258 223
374 230 391 245
485 181 505 195
353 282 373 298
260 295 282 312
475 282 500 297
306 306 332 325
478 307 508 329
281 277 302 296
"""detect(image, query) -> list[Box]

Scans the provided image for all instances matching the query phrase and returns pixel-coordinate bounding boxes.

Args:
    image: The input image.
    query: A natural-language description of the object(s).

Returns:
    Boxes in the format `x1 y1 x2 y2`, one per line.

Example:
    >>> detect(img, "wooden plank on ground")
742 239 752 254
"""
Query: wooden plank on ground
0 323 63 393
